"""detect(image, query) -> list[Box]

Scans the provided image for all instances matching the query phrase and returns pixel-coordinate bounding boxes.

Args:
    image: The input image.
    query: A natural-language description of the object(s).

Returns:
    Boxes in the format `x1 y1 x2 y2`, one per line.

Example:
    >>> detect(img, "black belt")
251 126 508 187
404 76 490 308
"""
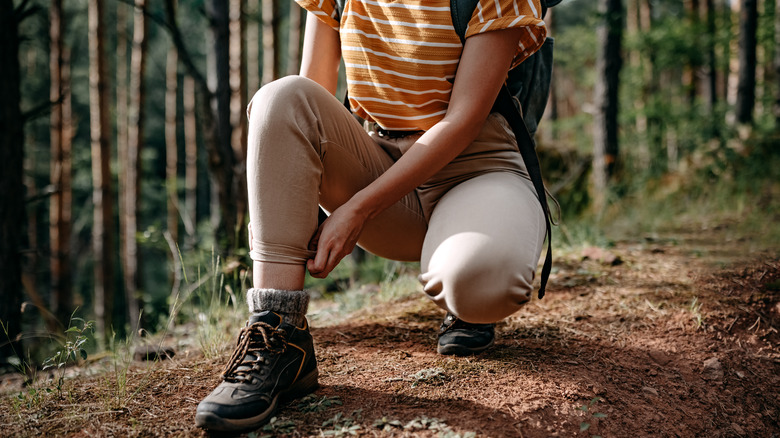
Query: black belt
375 126 423 139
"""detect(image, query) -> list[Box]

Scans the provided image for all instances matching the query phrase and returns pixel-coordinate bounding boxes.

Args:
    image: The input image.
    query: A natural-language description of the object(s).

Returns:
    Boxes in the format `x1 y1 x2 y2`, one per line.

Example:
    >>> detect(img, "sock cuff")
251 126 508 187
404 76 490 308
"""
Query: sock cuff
246 288 310 316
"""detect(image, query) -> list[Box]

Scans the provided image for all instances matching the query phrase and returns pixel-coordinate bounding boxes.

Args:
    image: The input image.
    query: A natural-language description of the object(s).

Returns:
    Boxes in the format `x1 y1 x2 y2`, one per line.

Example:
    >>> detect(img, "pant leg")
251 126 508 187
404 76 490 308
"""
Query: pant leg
419 171 546 324
246 75 427 265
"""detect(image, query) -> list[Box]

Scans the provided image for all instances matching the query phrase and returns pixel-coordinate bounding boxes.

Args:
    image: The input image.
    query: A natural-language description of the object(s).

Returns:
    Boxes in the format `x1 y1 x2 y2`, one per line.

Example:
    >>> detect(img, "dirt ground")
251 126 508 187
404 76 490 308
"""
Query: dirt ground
1 223 779 437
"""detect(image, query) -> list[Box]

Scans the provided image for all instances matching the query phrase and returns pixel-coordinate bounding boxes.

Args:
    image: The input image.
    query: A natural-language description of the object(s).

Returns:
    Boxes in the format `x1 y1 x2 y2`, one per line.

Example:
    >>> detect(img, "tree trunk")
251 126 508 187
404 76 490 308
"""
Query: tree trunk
116 0 129 320
262 0 277 84
775 0 780 128
705 0 718 112
122 0 148 331
166 1 179 250
165 0 243 256
287 4 302 76
247 0 260 93
50 0 73 327
592 0 623 211
230 0 248 245
684 0 701 105
0 0 25 364
735 0 758 125
183 76 198 249
89 0 115 343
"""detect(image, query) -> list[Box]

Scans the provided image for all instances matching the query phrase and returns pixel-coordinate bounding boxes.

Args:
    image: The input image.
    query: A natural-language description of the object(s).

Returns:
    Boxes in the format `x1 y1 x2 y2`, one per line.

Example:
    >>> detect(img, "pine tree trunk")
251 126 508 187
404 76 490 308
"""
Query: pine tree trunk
230 0 248 242
88 0 115 344
165 0 242 256
262 0 276 84
208 0 241 252
0 0 25 363
183 76 198 249
735 0 758 125
247 0 260 93
166 1 179 249
685 0 701 105
775 0 780 128
50 0 73 327
287 4 302 76
116 0 129 315
122 0 148 331
592 0 623 211
705 0 719 113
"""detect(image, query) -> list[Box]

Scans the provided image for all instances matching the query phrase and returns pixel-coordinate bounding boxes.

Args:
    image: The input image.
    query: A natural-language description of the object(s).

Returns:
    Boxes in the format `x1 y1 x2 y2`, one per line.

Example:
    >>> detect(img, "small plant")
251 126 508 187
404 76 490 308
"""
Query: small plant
248 416 298 437
42 315 94 398
410 367 447 387
578 397 607 437
372 415 475 437
320 410 363 437
372 416 404 432
689 296 704 329
297 394 343 412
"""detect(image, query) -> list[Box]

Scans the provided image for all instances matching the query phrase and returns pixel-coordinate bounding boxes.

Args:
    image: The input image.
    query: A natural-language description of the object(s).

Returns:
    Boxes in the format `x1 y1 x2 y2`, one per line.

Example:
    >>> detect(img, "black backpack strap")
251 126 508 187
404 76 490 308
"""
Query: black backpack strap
494 87 553 298
450 0 477 42
334 0 346 20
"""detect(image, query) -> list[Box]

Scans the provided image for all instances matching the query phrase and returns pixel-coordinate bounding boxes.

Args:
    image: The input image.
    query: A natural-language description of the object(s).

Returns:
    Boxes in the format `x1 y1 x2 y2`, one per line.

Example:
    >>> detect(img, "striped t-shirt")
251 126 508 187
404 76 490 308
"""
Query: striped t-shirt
296 0 547 131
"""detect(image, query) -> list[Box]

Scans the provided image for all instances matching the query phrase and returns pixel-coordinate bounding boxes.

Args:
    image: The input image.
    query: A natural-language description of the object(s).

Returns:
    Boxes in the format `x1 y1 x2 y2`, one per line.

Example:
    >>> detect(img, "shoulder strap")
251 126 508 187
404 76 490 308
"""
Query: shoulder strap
451 0 557 42
494 88 553 299
450 0 553 298
450 0 478 42
335 0 346 20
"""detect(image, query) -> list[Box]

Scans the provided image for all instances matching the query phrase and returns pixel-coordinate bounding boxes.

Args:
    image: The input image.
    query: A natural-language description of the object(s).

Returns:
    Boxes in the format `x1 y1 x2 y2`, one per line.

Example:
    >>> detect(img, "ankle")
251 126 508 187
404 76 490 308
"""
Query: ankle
246 288 309 327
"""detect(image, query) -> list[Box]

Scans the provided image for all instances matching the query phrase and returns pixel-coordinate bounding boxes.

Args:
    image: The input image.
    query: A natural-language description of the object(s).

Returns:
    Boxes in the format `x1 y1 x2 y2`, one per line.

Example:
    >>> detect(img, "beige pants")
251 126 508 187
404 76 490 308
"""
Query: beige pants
247 76 546 323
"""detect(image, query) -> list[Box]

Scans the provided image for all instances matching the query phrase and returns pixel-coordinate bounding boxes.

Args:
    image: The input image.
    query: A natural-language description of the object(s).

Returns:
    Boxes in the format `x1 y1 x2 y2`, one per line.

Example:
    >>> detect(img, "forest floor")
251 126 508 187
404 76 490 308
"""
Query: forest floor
1 220 779 437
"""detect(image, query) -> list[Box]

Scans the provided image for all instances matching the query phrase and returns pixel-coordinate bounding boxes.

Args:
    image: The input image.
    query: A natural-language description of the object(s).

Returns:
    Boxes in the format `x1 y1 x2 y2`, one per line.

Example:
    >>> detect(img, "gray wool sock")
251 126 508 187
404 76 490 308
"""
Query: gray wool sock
246 288 309 327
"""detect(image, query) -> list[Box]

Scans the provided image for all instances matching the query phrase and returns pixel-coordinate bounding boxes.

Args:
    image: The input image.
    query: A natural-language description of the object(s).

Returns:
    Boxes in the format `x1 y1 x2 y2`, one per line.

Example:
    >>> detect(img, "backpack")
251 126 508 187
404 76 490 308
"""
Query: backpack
333 0 558 299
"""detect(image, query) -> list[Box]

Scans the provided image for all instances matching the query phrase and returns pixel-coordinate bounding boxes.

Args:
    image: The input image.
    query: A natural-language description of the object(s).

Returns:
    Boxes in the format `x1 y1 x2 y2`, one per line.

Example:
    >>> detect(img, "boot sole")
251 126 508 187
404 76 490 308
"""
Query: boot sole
195 367 319 432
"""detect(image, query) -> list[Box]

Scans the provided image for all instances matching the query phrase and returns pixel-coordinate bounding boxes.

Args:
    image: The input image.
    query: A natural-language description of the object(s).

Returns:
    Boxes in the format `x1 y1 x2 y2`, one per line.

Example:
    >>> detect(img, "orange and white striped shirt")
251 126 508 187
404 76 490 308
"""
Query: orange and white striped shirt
295 0 547 131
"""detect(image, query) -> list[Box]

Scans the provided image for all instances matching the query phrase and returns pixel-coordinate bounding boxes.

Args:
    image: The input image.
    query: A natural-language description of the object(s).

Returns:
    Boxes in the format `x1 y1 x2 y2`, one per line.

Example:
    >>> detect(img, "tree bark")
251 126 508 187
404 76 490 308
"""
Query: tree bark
183 76 198 249
262 0 277 84
287 4 302 76
685 0 702 105
775 0 780 128
166 1 179 249
735 0 758 125
247 0 260 93
207 0 241 252
0 0 25 363
165 0 243 256
117 0 129 314
50 0 73 327
122 0 148 331
592 0 623 211
705 0 718 111
89 0 115 343
230 0 248 244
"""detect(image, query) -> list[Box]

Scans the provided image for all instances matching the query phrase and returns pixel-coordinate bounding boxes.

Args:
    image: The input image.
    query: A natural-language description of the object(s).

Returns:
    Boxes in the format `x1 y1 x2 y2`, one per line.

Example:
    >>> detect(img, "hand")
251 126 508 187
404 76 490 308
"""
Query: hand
306 203 366 278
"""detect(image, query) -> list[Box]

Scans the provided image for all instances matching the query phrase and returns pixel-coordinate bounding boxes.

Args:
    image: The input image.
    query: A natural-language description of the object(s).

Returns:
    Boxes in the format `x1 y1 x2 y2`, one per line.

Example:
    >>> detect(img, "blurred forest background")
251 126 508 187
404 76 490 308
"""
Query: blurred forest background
1 0 778 367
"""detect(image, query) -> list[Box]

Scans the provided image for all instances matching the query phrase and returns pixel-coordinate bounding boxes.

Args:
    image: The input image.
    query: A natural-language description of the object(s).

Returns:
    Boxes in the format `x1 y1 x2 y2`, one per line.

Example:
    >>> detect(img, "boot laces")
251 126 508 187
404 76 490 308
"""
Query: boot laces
222 321 288 383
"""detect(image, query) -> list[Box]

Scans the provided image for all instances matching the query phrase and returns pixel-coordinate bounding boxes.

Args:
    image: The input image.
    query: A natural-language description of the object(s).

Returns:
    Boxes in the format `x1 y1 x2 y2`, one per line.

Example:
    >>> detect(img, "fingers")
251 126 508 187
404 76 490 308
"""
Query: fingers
307 240 348 278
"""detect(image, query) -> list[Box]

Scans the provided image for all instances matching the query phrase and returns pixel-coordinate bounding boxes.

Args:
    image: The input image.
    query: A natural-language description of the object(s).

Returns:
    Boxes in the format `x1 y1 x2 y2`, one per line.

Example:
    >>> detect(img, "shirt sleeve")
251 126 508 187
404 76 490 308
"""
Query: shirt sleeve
465 0 548 68
295 0 340 31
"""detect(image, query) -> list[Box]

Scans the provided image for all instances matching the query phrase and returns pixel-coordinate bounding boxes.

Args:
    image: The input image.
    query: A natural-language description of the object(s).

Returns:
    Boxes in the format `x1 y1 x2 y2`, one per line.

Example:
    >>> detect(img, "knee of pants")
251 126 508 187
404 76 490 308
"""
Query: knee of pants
248 75 316 118
420 236 536 324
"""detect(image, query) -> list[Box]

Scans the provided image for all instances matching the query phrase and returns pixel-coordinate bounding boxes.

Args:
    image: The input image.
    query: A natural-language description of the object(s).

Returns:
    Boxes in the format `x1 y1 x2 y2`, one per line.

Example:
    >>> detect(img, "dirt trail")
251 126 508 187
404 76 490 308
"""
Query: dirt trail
2 225 779 437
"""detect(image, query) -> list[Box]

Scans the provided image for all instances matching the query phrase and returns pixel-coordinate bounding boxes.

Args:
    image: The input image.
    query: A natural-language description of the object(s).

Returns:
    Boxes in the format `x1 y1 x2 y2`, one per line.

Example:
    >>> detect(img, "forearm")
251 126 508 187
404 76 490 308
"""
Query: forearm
349 118 479 221
346 28 524 222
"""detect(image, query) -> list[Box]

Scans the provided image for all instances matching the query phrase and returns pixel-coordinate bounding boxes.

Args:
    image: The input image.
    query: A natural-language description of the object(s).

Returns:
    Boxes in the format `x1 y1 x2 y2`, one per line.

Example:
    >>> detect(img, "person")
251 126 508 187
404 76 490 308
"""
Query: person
195 0 548 432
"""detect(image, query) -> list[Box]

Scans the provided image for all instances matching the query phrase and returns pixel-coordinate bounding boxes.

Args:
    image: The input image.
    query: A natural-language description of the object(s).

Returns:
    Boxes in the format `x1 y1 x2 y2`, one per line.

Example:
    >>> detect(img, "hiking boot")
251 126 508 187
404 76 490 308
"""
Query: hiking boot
195 311 318 432
437 313 495 356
